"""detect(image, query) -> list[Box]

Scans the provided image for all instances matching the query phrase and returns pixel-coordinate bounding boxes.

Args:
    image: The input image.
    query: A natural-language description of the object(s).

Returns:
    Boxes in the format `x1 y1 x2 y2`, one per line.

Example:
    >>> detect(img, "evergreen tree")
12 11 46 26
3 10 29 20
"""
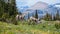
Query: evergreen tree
28 13 30 19
44 13 52 21
0 0 18 23
35 10 38 19
56 10 60 20
53 15 56 21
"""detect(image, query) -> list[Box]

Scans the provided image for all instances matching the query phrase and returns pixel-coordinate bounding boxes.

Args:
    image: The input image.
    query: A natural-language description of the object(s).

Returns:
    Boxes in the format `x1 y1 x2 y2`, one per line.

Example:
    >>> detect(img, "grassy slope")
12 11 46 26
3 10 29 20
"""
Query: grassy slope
0 21 60 34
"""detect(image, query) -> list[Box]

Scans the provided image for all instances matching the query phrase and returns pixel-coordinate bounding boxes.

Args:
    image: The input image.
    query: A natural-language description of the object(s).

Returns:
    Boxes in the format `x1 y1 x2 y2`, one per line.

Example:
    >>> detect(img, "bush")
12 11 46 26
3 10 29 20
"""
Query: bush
55 23 60 29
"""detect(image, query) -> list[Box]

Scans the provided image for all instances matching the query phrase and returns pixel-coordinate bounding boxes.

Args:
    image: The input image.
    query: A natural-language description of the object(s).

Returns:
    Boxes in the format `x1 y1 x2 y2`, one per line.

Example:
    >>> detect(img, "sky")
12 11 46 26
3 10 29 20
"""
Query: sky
16 0 60 10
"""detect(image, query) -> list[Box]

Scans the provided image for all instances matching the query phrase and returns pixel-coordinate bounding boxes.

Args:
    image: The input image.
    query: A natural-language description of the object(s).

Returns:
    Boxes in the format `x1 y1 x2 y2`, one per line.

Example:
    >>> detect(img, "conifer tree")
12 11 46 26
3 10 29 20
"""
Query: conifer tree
44 13 52 21
56 10 60 20
0 0 18 22
28 13 30 19
35 10 38 19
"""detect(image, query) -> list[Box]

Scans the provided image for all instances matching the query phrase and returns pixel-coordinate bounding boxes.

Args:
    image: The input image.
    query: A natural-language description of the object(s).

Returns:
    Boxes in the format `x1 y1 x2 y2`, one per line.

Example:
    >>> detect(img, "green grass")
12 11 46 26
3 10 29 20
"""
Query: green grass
0 21 60 34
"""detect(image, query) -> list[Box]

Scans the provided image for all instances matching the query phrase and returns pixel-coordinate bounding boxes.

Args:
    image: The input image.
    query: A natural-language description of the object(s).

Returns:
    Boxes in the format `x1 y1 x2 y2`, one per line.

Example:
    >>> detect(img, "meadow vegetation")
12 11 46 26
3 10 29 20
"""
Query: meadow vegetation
0 21 60 34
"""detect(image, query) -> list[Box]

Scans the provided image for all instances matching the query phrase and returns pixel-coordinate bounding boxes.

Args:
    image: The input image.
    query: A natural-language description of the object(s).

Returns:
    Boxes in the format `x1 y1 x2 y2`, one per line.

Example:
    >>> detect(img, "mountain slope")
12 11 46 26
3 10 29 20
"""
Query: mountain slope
48 3 60 15
20 2 60 18
28 1 48 10
23 1 49 18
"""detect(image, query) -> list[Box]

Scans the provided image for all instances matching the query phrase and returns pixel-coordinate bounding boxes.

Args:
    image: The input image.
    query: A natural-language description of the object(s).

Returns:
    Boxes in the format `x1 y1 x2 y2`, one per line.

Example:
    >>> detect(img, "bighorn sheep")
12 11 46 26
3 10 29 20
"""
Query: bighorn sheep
29 16 41 24
16 11 30 21
16 14 25 21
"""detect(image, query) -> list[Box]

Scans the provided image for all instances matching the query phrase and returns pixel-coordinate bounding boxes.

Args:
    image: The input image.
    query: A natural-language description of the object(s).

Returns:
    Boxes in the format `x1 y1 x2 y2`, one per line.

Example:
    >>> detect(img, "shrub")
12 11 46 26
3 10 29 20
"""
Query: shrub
55 23 60 29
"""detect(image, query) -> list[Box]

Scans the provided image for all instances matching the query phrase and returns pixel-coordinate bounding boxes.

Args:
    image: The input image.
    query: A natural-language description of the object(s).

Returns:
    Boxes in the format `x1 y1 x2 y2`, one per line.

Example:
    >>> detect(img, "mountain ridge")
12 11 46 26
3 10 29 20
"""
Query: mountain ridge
19 2 60 18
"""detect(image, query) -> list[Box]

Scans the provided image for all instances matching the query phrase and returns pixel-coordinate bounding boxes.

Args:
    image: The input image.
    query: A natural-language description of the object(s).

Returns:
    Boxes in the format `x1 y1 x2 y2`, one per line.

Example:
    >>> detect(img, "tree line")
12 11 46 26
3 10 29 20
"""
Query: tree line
43 10 60 21
28 9 60 21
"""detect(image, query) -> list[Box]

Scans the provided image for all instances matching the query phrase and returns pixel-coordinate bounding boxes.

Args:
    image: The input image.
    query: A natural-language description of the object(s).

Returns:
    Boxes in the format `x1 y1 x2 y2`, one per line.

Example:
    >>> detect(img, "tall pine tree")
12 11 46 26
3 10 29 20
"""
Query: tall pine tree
56 10 60 20
28 13 30 19
35 10 38 19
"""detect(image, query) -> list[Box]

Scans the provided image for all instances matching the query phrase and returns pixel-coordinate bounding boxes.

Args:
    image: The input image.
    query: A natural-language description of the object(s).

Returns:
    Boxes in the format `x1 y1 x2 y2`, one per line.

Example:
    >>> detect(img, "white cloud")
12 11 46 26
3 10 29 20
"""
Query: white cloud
55 5 60 8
